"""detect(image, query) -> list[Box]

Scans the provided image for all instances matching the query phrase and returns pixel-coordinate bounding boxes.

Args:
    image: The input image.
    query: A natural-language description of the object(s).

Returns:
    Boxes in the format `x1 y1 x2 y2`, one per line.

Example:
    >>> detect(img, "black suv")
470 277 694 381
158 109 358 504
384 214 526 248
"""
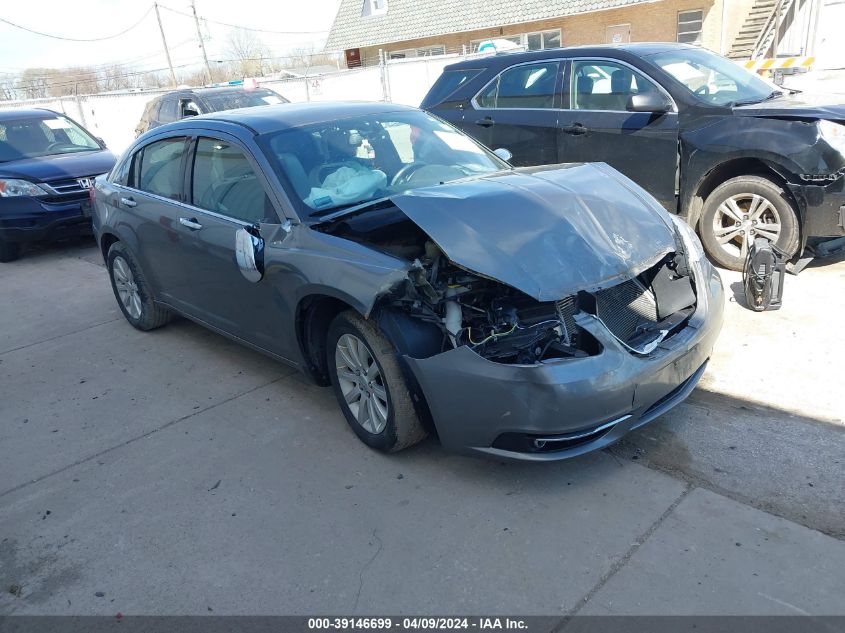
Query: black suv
422 43 845 270
135 86 288 137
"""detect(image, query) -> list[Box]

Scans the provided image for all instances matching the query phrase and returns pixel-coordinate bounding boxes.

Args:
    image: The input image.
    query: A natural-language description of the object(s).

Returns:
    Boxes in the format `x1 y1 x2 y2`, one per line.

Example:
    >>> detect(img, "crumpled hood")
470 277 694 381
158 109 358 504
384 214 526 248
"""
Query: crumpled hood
733 93 845 121
0 150 116 183
391 163 677 301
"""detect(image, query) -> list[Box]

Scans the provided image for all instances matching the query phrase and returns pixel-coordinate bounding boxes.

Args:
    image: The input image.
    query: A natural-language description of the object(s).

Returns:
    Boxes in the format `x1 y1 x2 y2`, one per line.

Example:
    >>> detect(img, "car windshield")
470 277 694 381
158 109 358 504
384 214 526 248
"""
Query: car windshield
202 89 288 111
648 47 780 106
259 110 508 216
0 115 100 162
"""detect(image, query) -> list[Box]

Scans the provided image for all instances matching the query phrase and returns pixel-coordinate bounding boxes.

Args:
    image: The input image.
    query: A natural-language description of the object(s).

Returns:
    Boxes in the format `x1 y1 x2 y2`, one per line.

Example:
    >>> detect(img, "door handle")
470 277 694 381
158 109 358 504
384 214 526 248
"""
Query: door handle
562 123 588 136
475 117 495 128
120 196 137 208
179 217 203 230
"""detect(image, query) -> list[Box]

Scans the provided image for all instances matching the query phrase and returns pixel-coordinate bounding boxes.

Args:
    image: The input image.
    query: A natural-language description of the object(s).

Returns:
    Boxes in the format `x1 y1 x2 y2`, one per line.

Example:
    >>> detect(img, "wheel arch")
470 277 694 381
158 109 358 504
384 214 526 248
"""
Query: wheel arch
685 157 803 234
99 231 121 263
296 292 363 386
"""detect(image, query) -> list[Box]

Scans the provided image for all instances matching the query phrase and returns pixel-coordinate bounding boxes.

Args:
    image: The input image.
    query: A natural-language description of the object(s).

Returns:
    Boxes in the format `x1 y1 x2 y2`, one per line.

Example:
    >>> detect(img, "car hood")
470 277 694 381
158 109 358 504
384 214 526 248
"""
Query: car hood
0 150 116 183
391 163 677 301
732 92 845 121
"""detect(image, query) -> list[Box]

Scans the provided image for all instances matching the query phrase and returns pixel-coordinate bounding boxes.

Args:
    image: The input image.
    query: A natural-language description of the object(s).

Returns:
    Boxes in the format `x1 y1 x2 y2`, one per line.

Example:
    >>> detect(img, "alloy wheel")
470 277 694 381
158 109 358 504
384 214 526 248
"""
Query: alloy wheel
712 193 782 260
112 255 142 320
335 333 389 434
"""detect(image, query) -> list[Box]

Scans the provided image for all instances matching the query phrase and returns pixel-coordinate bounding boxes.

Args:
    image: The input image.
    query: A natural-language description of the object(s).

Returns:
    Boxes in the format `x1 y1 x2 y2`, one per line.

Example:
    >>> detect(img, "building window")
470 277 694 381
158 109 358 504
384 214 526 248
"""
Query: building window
526 29 561 51
677 9 703 45
362 0 388 17
471 29 561 53
389 45 446 59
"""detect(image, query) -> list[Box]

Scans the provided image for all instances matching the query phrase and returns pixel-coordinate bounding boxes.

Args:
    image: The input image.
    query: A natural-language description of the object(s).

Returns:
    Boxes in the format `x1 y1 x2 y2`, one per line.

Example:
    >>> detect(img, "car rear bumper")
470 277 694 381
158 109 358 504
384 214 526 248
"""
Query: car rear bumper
0 197 92 244
404 258 724 461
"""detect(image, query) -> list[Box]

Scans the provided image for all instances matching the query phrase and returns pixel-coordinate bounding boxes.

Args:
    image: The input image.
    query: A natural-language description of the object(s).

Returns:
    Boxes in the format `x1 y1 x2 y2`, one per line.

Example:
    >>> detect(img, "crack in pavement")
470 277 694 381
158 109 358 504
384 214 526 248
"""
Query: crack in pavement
0 372 293 500
353 528 384 612
0 318 121 357
551 483 695 629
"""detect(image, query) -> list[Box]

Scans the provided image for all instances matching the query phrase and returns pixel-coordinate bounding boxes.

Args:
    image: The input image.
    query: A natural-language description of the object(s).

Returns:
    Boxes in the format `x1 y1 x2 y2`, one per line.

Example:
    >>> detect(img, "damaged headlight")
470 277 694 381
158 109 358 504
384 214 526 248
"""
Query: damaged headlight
670 214 705 265
819 119 845 156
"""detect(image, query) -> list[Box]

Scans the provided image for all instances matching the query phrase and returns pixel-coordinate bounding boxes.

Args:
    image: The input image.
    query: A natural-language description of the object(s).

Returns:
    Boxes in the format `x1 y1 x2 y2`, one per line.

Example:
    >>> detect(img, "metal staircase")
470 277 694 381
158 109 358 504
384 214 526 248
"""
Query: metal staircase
727 0 795 60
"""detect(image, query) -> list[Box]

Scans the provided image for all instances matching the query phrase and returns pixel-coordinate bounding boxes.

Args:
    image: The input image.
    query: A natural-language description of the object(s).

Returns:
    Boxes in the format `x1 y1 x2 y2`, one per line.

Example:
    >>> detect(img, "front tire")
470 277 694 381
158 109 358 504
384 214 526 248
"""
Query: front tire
327 310 426 453
107 242 172 331
0 240 21 263
699 175 800 271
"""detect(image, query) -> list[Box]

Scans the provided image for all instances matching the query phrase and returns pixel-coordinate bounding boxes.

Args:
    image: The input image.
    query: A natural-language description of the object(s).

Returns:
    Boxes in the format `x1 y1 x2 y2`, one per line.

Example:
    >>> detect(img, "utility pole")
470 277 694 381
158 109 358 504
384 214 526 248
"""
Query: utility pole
191 0 213 85
154 2 178 87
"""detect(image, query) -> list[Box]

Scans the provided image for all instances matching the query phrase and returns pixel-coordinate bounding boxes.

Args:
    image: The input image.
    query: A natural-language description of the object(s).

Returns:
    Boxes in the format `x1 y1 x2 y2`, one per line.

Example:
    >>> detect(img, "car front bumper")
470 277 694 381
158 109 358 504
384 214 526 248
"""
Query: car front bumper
404 259 725 461
788 176 845 239
0 196 93 244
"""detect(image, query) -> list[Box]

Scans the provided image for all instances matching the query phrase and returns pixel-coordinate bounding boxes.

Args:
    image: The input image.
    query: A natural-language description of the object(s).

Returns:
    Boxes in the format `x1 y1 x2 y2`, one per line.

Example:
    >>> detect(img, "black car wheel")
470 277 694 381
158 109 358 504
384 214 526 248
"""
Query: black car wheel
699 175 799 271
107 242 172 331
327 310 427 452
0 240 21 263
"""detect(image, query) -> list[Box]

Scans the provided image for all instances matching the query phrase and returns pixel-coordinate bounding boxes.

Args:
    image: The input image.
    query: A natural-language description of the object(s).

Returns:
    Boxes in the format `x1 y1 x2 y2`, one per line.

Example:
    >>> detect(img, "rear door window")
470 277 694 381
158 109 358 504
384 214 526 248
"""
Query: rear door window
477 62 560 109
133 137 188 200
191 137 274 224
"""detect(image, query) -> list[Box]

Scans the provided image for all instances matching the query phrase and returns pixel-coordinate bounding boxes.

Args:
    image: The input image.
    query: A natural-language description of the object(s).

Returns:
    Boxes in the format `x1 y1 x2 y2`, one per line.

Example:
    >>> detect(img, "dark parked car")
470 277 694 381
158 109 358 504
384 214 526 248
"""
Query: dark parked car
134 86 288 137
0 109 116 262
93 102 723 461
422 43 845 270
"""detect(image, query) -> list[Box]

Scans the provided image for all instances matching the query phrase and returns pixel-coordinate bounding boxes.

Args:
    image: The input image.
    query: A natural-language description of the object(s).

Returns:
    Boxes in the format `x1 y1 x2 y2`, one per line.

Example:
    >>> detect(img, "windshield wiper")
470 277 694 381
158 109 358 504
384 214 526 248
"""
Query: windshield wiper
309 196 393 222
731 90 784 107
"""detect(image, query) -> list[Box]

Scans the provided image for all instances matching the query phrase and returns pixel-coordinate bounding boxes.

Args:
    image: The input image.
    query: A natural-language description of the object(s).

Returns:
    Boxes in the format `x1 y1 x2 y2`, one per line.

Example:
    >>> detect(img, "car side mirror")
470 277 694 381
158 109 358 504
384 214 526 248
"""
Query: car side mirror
626 92 672 113
493 148 513 162
235 226 264 283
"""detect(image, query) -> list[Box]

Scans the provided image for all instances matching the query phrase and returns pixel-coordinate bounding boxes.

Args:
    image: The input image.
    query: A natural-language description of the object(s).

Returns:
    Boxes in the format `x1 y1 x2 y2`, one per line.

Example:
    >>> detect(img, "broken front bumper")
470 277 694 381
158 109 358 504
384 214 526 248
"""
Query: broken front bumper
404 259 724 461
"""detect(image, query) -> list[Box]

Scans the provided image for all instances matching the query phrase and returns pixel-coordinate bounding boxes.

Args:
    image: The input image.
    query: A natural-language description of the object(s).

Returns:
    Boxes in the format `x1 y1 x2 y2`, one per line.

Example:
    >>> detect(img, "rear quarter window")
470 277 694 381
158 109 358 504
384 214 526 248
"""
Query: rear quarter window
131 137 187 200
421 69 482 107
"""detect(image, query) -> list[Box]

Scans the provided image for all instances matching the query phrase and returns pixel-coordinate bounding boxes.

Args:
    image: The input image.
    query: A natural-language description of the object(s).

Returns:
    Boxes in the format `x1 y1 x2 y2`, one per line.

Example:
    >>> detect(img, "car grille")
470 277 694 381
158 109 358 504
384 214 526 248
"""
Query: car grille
41 176 97 203
595 278 659 343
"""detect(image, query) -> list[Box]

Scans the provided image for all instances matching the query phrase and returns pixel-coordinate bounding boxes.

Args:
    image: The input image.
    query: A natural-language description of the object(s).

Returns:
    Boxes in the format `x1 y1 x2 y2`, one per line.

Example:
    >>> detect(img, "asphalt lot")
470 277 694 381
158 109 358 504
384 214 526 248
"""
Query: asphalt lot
1 238 843 617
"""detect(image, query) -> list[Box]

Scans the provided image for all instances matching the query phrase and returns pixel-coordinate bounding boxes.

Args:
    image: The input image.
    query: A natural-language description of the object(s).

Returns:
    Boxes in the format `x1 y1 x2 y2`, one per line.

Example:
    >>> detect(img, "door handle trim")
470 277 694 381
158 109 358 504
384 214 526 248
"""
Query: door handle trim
179 217 203 230
562 123 588 136
120 197 137 208
475 118 495 128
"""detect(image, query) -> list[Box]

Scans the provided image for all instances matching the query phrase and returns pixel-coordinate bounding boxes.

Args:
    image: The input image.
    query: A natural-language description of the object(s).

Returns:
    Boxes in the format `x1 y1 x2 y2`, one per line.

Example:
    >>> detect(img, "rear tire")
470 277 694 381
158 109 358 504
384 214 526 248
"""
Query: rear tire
107 242 172 331
699 175 799 271
0 240 21 263
327 310 427 453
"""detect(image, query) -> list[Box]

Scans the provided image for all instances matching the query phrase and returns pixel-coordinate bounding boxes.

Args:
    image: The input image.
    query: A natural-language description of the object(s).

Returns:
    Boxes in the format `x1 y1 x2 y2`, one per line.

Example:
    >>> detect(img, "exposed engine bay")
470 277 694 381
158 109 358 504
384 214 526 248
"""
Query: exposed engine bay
318 203 698 364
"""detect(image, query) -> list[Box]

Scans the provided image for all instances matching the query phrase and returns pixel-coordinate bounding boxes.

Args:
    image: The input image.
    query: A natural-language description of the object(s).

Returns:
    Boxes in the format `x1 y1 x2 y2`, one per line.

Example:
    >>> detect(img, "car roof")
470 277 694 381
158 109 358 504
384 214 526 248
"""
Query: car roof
155 86 276 99
443 42 698 70
183 101 420 134
0 108 60 121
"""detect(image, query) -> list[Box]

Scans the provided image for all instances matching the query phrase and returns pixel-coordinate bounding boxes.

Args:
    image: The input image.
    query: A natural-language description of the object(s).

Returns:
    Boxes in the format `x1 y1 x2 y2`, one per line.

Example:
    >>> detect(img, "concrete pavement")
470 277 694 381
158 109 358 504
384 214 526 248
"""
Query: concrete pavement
1 239 843 617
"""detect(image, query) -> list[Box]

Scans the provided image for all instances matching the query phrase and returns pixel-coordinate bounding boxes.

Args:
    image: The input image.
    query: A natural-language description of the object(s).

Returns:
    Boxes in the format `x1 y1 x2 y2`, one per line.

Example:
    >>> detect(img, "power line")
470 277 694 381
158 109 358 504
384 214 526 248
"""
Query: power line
0 38 197 78
157 3 328 35
0 6 154 42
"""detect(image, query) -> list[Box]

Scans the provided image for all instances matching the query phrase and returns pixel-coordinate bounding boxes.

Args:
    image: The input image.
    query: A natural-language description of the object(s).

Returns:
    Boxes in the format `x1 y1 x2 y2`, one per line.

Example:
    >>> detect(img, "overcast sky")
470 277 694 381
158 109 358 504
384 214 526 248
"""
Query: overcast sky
0 0 344 74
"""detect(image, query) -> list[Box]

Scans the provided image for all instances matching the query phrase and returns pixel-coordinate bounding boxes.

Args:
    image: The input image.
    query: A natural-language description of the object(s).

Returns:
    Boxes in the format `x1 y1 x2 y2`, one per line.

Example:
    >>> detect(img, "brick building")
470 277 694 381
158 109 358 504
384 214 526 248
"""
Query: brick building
326 0 758 67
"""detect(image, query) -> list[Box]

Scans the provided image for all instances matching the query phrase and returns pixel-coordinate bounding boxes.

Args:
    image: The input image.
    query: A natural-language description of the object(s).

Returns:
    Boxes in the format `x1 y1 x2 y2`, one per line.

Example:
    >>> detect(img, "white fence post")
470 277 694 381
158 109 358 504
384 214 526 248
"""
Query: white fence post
379 49 392 102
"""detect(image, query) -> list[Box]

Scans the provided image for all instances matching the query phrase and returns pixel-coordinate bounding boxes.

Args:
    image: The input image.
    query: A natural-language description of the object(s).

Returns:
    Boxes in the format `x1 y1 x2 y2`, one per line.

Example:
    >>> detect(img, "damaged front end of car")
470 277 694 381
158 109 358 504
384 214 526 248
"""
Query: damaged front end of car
314 164 724 460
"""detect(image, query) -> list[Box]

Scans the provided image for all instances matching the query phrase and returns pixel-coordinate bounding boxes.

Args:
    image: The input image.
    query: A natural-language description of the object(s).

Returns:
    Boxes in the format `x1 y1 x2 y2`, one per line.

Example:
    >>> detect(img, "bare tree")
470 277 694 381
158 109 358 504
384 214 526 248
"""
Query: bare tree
225 28 271 77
